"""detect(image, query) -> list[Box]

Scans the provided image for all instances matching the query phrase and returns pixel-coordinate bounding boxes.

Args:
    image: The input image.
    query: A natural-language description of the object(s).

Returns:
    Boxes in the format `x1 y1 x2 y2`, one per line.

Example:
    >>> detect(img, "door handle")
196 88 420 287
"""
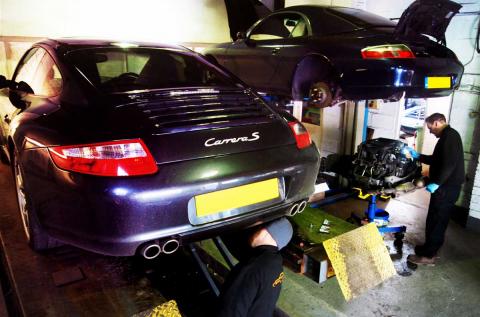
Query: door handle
4 115 10 124
271 48 280 55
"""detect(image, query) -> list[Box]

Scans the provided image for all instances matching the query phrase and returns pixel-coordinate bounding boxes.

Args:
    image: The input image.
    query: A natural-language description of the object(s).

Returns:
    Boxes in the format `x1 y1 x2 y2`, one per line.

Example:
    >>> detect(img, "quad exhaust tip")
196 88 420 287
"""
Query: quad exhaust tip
288 203 299 216
141 243 162 259
298 200 307 213
162 239 180 254
140 239 180 259
288 200 308 217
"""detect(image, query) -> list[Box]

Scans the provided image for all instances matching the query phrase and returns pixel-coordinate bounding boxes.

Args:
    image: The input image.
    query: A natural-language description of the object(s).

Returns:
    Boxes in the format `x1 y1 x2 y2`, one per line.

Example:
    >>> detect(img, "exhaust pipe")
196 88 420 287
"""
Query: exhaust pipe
162 239 180 254
288 203 299 217
297 201 307 213
139 239 181 259
140 242 162 260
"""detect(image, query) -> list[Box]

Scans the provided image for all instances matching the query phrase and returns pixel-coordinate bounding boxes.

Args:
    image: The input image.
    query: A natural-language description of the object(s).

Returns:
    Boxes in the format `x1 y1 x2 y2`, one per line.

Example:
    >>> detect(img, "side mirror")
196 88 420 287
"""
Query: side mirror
9 81 34 109
236 31 246 40
16 81 34 94
0 75 10 89
240 33 256 47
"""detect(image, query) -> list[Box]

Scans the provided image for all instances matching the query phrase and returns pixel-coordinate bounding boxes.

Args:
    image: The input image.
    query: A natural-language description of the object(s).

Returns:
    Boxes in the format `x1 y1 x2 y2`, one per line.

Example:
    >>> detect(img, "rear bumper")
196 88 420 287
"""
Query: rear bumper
20 144 320 256
337 57 463 100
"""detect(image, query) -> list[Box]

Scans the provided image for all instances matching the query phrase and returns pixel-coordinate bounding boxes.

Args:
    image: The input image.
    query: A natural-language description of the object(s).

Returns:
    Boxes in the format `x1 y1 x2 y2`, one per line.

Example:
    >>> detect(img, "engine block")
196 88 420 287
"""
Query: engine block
352 138 421 189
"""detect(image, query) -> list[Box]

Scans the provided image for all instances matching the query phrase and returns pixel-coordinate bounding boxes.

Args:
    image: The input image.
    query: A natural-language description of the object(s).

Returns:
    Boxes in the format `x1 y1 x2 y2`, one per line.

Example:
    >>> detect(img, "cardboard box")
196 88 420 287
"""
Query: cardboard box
282 236 335 283
302 246 335 283
308 182 329 203
308 191 325 203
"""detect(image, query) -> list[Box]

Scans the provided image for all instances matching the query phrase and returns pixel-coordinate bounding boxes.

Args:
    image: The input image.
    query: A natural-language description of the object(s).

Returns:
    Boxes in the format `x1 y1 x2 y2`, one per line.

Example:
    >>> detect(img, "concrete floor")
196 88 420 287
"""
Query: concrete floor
278 190 480 317
1 160 480 316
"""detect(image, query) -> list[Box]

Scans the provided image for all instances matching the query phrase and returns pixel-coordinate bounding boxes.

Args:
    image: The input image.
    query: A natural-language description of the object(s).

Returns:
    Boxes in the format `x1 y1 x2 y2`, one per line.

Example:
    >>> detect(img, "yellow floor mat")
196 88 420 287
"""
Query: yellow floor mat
147 300 181 317
323 223 396 301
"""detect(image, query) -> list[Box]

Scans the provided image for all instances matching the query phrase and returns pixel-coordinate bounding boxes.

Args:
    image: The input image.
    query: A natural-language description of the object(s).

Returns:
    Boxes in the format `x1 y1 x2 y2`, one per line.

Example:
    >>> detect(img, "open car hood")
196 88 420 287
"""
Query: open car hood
395 0 462 44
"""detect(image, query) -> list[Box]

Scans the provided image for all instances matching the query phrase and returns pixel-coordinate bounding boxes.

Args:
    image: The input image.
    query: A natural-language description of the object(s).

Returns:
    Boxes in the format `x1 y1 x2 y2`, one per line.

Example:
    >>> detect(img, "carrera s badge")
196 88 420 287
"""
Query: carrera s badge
205 132 260 147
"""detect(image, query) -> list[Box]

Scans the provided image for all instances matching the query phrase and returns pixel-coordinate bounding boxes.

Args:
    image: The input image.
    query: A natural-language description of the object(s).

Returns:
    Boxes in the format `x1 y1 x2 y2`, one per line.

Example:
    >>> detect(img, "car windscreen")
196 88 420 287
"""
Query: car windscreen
66 48 239 93
327 7 396 29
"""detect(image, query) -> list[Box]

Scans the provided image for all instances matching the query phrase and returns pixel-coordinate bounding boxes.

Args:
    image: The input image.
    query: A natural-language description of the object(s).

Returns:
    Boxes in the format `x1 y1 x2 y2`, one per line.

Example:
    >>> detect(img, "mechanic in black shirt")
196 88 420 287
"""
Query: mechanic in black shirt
217 217 293 317
405 113 464 265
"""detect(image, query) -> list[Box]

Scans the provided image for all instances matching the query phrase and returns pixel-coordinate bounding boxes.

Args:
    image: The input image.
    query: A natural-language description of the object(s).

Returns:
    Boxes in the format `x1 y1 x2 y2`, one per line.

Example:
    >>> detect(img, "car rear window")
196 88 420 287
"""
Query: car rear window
326 7 396 29
66 48 239 93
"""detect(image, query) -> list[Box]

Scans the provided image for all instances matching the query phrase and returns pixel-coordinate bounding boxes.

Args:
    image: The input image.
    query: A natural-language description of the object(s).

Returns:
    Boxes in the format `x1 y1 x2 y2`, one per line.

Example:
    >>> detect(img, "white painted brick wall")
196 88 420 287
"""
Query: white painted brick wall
471 201 480 213
470 210 480 219
475 173 480 188
472 188 480 197
469 155 480 217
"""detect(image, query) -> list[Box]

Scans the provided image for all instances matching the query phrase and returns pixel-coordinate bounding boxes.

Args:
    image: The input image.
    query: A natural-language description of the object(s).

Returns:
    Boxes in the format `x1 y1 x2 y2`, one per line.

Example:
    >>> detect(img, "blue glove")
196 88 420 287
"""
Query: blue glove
402 146 420 159
426 183 440 193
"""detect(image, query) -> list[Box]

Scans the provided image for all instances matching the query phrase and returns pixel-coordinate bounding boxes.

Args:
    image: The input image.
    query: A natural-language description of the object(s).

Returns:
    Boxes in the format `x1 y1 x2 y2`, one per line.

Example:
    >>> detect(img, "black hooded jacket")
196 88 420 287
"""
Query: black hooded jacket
217 245 284 317
420 125 465 187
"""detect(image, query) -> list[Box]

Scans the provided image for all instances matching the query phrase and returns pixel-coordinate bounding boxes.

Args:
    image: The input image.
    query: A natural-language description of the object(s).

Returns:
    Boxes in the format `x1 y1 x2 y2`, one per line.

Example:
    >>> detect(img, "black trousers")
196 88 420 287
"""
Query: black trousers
423 185 461 257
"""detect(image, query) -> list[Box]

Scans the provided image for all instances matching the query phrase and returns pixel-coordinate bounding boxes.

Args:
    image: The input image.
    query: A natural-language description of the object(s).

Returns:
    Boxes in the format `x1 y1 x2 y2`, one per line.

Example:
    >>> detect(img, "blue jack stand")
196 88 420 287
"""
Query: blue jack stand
365 194 406 235
351 188 406 239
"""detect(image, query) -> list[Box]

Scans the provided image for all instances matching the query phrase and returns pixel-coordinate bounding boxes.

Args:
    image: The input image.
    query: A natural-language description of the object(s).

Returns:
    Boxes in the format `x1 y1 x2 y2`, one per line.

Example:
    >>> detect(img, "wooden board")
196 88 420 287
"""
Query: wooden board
291 206 358 244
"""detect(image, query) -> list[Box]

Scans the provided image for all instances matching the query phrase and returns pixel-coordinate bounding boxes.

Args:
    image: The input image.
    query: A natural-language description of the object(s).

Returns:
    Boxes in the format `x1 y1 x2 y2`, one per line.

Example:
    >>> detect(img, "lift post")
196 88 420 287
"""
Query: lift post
213 236 236 269
188 243 221 297
188 236 237 298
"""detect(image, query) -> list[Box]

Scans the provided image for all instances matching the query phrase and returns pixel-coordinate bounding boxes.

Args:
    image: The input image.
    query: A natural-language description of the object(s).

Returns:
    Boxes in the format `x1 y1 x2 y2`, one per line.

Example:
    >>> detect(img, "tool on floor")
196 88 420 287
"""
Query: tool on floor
319 219 332 233
319 225 331 234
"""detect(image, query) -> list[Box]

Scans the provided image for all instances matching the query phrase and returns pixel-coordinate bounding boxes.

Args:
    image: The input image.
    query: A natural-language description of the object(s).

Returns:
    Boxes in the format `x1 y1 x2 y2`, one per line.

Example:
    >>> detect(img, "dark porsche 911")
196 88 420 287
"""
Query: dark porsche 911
204 0 464 107
0 39 319 257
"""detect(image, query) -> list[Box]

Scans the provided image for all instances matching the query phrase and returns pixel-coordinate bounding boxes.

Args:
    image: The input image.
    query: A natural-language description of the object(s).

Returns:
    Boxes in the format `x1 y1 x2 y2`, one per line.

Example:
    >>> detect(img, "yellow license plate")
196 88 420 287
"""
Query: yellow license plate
425 76 451 89
194 178 280 217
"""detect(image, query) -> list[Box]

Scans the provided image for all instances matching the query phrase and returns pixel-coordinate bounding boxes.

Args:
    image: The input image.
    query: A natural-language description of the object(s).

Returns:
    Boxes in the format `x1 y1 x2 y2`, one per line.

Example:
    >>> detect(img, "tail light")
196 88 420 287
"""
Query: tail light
288 121 312 149
361 44 415 59
48 139 158 176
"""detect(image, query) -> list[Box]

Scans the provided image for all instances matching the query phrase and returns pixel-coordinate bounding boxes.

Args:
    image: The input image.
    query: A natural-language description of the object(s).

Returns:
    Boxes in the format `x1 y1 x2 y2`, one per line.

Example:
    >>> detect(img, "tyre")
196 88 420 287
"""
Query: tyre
0 147 9 165
291 56 336 108
13 152 57 251
308 81 332 108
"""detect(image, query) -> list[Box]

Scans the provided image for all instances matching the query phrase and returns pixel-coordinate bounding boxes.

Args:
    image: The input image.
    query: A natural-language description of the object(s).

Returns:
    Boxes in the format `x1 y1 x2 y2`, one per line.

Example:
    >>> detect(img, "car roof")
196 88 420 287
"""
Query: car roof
274 5 395 34
276 5 344 14
38 38 190 53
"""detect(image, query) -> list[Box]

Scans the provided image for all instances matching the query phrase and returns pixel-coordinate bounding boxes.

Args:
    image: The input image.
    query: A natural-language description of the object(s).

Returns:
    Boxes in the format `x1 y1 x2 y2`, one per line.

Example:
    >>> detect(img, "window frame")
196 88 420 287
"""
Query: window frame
12 46 64 97
34 51 64 97
246 11 312 42
65 47 239 93
12 47 43 86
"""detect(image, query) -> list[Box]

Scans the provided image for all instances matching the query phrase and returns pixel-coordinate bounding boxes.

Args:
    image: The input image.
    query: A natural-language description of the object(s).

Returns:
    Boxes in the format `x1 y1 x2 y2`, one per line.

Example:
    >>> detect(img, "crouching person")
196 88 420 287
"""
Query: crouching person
217 217 293 317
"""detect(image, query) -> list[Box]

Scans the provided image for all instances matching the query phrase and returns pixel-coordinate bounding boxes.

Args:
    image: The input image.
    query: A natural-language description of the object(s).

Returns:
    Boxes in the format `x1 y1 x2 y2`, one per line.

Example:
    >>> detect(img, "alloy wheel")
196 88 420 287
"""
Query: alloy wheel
14 160 30 240
308 82 332 108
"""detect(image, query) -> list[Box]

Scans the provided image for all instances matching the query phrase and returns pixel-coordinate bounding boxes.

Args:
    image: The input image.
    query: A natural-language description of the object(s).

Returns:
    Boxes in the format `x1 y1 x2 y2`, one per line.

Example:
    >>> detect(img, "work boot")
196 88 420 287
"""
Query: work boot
414 245 425 256
407 254 436 266
414 245 440 259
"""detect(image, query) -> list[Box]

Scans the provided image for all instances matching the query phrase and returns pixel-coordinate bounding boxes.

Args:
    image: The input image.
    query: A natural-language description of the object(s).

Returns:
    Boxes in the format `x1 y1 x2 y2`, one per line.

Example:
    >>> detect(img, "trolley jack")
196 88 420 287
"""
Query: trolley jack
350 188 406 243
